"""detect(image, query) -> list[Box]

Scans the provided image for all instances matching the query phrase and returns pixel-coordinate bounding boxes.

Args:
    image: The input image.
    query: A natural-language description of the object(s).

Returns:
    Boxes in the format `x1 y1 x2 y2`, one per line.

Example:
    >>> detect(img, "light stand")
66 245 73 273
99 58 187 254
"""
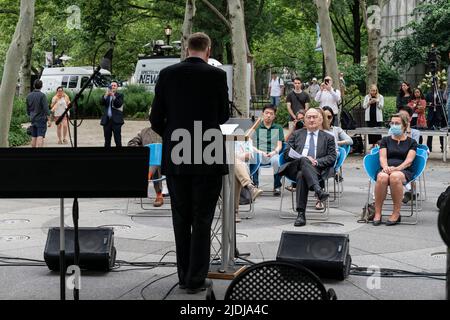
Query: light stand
55 49 113 300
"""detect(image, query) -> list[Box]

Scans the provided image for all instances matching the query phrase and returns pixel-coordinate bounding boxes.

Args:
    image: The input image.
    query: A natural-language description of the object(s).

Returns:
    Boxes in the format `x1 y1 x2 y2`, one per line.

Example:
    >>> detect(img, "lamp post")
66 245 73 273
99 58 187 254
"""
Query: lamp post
164 25 172 46
51 37 57 67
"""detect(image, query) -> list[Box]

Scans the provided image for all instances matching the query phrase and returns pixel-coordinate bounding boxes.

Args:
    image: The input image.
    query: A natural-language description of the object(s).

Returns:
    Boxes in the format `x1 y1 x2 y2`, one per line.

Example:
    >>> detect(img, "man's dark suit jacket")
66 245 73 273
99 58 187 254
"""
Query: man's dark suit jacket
100 92 124 126
278 129 337 180
149 57 230 175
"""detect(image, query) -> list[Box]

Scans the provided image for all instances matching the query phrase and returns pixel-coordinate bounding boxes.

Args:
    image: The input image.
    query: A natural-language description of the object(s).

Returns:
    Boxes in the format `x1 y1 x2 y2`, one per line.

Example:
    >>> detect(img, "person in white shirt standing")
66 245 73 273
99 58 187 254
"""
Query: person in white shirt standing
268 72 284 109
315 76 341 126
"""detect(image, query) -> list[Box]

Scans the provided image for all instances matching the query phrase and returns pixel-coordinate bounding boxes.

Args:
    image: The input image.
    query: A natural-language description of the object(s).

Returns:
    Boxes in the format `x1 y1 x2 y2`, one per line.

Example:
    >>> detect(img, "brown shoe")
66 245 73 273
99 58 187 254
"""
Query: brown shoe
153 194 164 207
247 184 263 201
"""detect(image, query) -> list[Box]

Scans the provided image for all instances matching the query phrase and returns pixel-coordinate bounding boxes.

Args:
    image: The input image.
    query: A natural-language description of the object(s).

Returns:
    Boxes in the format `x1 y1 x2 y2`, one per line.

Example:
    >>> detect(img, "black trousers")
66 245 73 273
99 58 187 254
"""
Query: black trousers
285 157 323 212
427 106 445 151
103 119 122 147
166 174 222 289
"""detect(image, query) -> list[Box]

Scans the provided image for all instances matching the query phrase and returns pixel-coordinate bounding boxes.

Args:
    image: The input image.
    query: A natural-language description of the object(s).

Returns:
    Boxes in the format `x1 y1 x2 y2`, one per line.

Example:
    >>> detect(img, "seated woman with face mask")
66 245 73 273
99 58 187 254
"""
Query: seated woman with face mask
372 113 417 226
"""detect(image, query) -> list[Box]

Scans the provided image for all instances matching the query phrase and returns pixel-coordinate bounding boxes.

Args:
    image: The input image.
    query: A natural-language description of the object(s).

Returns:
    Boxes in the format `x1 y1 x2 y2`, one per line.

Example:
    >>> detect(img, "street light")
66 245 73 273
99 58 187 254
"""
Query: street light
164 25 172 46
51 37 57 67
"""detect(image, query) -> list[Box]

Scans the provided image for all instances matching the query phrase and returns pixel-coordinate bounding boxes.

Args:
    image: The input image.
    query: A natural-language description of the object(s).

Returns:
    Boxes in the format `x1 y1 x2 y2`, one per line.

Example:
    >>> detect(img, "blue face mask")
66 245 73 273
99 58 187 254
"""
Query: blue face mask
389 124 403 136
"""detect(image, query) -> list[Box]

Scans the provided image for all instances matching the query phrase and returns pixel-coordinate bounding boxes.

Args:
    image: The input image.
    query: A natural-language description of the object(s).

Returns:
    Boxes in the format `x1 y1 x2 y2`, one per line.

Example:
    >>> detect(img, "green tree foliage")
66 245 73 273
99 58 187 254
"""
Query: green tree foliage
387 0 450 72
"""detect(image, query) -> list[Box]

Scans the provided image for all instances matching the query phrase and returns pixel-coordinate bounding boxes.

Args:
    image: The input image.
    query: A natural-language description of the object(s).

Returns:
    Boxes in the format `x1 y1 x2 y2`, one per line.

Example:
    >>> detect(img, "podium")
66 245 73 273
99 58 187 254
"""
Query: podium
0 147 149 299
208 118 259 279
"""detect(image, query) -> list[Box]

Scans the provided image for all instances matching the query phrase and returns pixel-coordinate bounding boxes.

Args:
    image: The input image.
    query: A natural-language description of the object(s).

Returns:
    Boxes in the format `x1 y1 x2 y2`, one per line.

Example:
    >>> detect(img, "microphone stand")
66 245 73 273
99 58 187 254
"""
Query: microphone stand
55 64 104 300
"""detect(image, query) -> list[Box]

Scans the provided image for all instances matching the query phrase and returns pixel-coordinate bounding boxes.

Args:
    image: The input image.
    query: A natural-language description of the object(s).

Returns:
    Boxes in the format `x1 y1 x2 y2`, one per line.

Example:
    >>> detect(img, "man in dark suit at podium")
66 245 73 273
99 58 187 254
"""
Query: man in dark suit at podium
278 108 336 227
149 32 229 294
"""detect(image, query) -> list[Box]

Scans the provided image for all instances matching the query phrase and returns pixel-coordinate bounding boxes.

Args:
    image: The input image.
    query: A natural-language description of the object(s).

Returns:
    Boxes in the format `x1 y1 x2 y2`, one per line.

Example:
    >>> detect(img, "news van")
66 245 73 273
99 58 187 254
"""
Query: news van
40 66 111 94
131 56 250 104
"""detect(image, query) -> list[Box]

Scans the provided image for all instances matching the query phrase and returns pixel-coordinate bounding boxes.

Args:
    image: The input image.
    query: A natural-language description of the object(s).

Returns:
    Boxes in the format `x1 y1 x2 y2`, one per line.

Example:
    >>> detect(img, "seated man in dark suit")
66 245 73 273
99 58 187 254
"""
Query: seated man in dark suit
278 108 337 227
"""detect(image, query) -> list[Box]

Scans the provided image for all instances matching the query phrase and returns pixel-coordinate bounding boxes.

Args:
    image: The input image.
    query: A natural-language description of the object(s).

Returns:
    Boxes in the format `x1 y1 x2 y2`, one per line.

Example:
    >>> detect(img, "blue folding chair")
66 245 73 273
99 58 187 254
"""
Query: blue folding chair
363 151 427 225
127 143 170 216
342 144 351 157
416 144 429 200
329 147 347 208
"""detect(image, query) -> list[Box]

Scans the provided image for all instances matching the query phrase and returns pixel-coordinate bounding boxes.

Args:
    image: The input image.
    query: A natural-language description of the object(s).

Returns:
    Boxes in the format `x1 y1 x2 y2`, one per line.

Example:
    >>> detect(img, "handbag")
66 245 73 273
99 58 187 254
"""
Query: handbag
358 202 375 223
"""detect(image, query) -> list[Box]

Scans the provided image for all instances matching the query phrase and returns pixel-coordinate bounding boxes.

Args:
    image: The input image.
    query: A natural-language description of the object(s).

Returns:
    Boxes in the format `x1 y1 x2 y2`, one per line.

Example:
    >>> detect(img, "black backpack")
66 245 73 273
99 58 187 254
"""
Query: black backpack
340 109 356 130
239 186 252 205
437 186 450 210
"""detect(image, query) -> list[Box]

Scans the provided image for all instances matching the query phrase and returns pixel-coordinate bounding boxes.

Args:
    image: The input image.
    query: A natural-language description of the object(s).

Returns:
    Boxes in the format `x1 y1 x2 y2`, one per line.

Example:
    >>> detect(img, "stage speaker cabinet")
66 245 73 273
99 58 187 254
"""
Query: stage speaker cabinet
276 231 351 280
44 227 116 271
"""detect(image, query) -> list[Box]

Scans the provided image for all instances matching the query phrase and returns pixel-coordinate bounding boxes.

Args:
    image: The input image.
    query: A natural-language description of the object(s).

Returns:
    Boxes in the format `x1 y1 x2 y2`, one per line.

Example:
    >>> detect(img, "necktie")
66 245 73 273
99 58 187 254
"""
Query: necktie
307 132 315 158
107 97 112 118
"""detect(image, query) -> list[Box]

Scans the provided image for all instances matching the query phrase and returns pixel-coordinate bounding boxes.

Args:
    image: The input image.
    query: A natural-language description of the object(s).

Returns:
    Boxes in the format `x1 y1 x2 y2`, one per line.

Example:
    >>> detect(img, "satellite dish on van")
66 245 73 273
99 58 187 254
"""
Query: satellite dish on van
208 58 222 67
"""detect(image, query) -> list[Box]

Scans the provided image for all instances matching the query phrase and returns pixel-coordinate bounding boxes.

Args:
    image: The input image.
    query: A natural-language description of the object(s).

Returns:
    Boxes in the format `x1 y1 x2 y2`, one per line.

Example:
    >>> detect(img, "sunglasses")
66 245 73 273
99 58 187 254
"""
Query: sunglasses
326 115 333 120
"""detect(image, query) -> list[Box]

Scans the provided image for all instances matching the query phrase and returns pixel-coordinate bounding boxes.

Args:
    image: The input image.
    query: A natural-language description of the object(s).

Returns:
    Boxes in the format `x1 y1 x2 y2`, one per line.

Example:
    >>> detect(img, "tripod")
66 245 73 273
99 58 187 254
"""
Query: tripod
429 74 447 128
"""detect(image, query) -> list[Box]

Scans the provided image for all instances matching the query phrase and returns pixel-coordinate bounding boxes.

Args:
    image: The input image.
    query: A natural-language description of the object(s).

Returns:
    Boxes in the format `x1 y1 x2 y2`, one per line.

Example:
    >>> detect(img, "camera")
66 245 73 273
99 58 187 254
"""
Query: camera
427 44 440 75
324 79 330 85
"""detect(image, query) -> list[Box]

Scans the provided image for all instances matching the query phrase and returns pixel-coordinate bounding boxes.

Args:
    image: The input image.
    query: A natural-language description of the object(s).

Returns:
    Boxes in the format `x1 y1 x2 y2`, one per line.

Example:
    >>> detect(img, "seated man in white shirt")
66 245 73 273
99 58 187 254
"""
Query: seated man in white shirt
278 108 337 227
315 76 341 126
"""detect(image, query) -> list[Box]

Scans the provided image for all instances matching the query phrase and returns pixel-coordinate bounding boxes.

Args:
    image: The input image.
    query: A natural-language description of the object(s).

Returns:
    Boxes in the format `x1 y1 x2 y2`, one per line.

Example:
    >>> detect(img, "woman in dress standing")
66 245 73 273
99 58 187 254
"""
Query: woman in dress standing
51 86 70 144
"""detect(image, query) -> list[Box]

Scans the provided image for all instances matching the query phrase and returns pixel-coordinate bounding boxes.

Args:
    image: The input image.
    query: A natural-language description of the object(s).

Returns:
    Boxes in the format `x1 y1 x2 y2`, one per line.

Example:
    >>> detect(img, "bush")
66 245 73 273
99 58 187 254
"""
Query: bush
382 96 397 123
8 97 30 146
274 102 290 128
340 62 400 96
45 84 154 119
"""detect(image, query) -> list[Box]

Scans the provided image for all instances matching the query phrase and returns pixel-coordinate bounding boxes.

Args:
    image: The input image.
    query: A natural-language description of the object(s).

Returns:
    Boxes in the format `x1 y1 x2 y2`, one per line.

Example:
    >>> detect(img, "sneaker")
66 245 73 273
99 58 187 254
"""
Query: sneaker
273 188 281 196
153 194 164 207
247 184 263 201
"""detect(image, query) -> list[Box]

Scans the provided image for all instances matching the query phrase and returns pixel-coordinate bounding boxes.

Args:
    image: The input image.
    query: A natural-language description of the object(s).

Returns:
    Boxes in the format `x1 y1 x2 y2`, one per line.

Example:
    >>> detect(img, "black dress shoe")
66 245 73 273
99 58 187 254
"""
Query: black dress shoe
386 215 401 226
179 283 186 289
186 279 212 294
315 189 329 202
372 219 382 226
294 211 306 227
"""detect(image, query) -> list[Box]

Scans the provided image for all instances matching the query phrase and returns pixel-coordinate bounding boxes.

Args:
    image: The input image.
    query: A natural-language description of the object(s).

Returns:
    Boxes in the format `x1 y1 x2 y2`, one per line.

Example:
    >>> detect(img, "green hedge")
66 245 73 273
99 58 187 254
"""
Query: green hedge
46 84 154 119
8 97 31 147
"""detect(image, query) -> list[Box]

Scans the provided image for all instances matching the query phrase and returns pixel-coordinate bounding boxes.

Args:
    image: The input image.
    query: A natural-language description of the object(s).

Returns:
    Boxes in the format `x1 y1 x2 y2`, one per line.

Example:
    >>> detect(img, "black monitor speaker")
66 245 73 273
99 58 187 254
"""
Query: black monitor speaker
44 227 116 271
276 231 351 280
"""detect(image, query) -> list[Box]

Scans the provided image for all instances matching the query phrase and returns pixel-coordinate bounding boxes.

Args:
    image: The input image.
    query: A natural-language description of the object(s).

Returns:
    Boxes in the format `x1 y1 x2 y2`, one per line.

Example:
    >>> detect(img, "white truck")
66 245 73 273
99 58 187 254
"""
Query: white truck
40 66 111 94
131 56 250 106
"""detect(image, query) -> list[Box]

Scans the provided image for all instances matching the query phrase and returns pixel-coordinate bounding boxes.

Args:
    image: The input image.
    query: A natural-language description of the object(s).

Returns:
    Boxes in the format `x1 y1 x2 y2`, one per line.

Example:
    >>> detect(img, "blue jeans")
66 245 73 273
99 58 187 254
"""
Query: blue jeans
270 96 281 107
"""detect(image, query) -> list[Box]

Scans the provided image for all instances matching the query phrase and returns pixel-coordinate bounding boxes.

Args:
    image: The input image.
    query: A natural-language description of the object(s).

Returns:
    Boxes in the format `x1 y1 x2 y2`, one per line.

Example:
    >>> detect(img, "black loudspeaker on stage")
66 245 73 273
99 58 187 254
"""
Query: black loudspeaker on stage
44 227 116 271
276 231 351 280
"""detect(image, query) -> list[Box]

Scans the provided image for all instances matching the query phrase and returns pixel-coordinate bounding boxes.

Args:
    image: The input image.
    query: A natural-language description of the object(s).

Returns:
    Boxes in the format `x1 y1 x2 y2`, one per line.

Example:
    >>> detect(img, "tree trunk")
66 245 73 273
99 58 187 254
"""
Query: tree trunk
181 0 196 61
0 0 36 147
315 0 339 87
352 0 361 64
361 0 384 90
19 38 34 97
228 0 249 117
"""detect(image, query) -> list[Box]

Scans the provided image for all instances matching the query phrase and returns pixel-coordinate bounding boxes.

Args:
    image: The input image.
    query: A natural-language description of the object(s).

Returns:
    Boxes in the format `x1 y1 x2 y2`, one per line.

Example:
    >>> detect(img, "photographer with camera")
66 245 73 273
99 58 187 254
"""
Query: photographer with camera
314 76 341 126
100 81 124 147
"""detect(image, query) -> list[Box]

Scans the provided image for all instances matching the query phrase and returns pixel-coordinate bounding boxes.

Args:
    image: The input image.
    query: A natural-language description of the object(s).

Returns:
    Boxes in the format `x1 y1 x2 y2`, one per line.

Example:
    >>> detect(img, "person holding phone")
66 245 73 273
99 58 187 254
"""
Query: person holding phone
314 76 341 125
100 81 124 147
